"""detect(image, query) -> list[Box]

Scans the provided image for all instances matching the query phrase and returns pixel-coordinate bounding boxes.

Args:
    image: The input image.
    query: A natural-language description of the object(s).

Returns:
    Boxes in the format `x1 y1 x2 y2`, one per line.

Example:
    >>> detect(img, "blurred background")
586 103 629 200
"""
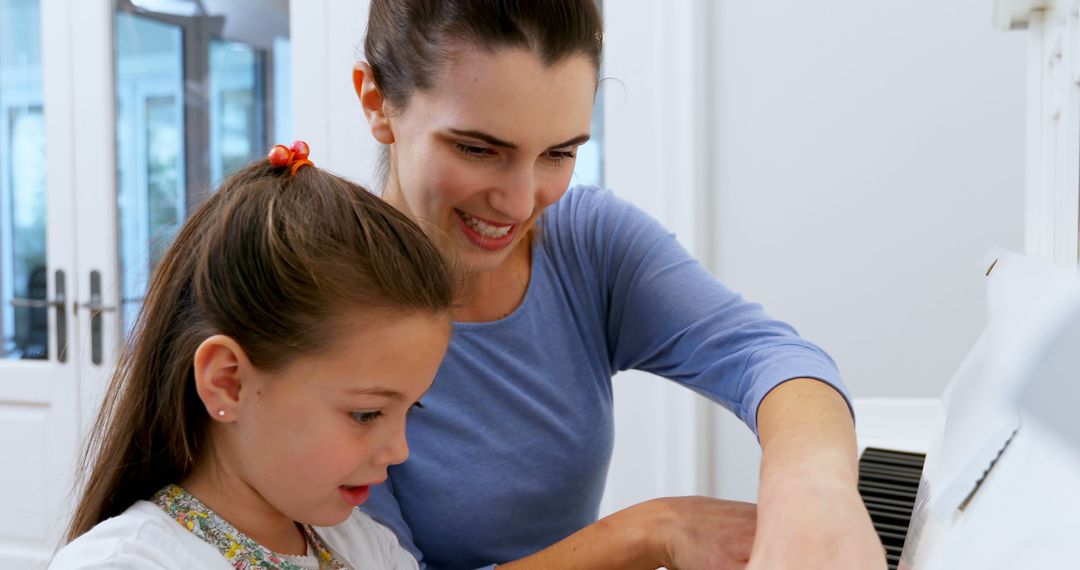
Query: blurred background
0 0 1038 567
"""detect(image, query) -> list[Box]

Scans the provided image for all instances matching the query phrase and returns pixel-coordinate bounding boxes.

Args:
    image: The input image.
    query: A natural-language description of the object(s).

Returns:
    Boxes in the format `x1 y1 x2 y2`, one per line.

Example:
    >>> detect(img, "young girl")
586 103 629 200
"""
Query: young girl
50 143 453 569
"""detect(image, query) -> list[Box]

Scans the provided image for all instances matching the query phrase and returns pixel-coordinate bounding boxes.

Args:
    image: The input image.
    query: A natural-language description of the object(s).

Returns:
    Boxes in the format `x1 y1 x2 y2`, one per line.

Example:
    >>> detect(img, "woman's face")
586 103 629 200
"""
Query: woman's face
379 48 597 274
232 310 450 527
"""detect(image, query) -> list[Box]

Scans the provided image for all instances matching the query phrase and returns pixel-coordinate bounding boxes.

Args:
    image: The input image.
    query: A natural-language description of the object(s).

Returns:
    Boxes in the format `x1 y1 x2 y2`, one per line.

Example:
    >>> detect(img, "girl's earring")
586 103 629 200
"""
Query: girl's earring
217 410 226 417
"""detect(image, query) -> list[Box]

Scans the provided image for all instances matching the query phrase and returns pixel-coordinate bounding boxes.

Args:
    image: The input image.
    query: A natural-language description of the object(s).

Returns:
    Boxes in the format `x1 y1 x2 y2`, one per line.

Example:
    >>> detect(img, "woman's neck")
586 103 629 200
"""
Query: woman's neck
454 239 532 322
180 461 307 556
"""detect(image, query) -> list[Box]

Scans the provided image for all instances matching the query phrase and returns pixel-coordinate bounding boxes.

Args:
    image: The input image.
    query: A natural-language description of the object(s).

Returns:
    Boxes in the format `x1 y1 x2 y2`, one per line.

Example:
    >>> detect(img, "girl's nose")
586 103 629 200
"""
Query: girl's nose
374 424 410 467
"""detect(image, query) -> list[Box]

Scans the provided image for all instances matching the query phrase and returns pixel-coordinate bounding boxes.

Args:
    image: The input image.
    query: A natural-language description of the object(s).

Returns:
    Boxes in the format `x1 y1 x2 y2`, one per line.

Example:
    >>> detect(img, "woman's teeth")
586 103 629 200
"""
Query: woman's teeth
459 211 512 238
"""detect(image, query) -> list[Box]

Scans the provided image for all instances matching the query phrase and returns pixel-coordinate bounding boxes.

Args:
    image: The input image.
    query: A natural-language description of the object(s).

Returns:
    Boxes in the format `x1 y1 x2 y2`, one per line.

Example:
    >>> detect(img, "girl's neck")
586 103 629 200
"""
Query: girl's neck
180 463 307 556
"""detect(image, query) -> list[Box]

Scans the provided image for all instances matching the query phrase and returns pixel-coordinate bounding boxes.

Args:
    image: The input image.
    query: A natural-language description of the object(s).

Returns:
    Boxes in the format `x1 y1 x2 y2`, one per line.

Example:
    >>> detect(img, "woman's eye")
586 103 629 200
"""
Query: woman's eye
351 411 382 425
545 150 576 164
406 401 425 417
454 143 493 159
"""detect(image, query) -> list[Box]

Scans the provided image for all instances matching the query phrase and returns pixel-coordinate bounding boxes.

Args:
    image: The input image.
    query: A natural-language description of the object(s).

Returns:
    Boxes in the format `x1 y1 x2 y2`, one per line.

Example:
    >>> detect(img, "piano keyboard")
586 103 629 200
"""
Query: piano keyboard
858 447 926 570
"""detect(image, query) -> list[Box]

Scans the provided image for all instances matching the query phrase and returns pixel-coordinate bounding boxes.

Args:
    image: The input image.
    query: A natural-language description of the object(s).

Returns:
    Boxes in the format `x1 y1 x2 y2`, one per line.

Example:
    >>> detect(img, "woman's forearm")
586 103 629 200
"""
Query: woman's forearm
750 378 885 569
496 502 661 570
757 377 859 486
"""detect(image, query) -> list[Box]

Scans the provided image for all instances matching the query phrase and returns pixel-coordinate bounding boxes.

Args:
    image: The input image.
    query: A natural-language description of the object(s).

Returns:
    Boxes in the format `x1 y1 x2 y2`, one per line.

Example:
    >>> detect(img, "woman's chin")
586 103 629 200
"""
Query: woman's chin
456 245 517 274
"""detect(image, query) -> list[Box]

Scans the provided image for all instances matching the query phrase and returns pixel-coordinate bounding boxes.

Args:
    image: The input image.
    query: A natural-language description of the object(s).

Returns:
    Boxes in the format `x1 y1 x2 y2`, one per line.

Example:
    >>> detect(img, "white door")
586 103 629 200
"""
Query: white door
1 1 291 567
0 0 96 566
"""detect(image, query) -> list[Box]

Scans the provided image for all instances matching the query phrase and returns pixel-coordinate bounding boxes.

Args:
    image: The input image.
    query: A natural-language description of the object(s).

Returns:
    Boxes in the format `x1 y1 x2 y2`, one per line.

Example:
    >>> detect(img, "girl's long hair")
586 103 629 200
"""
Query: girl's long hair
65 160 453 542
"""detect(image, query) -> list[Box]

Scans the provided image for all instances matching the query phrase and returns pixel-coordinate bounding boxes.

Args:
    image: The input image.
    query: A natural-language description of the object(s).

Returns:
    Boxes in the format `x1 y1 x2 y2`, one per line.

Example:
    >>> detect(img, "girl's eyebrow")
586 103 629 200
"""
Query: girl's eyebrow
344 387 405 400
447 129 591 151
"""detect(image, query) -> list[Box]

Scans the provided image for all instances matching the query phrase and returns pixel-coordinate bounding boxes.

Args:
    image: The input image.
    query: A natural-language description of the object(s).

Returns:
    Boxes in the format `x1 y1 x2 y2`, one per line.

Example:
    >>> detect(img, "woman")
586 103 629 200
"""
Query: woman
354 1 884 568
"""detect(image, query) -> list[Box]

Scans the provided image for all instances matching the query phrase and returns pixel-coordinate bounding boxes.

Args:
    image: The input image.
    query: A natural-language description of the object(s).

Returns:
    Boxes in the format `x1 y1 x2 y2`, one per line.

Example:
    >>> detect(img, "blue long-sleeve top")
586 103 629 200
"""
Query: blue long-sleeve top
361 186 849 569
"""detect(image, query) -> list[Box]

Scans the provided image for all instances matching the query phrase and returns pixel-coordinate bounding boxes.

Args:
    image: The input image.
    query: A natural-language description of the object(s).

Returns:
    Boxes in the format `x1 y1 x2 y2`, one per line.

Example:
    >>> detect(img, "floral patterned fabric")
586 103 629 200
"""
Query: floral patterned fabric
153 485 348 570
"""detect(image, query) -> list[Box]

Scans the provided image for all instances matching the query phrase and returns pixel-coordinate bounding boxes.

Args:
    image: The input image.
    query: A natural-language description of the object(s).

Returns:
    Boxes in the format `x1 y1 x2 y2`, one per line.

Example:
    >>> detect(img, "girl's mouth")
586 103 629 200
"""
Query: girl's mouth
338 485 370 507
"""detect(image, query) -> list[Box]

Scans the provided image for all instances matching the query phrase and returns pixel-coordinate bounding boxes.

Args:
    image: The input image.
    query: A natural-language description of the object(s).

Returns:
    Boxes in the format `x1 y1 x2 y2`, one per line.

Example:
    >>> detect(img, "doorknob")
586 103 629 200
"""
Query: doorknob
7 270 68 362
77 270 117 365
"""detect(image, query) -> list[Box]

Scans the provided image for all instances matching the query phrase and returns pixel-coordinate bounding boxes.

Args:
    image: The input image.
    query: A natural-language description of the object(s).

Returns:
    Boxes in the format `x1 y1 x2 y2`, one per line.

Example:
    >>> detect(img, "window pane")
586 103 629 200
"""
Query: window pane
572 93 604 188
571 0 604 188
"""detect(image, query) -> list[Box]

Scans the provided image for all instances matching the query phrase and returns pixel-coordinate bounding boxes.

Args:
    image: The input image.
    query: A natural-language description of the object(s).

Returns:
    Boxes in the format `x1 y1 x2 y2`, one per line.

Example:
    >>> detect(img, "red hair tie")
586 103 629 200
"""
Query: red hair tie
268 140 314 175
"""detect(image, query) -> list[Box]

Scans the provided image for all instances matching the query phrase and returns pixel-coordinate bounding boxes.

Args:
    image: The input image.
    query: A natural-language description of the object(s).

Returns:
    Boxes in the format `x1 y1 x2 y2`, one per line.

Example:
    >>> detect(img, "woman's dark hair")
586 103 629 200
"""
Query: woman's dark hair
365 0 603 111
65 160 454 542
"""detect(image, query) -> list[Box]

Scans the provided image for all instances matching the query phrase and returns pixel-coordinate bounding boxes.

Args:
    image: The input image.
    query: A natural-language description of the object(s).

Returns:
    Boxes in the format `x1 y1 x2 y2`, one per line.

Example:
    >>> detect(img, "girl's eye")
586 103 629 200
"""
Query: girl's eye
351 411 382 425
454 143 494 159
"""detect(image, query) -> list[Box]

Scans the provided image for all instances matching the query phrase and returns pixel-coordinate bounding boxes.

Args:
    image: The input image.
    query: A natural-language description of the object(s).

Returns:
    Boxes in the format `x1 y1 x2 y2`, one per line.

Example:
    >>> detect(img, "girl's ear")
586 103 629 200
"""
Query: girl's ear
353 62 395 145
192 335 250 422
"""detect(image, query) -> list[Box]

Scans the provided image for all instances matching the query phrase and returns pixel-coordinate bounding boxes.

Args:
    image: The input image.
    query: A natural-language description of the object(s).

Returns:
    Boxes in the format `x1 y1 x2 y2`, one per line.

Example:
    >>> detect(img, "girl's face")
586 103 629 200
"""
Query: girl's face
378 48 597 274
229 311 450 527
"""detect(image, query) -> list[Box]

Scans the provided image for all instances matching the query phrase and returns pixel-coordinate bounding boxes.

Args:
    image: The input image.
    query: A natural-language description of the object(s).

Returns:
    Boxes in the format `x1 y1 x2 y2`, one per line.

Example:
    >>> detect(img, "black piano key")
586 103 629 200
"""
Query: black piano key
858 481 918 500
859 464 923 479
858 447 926 570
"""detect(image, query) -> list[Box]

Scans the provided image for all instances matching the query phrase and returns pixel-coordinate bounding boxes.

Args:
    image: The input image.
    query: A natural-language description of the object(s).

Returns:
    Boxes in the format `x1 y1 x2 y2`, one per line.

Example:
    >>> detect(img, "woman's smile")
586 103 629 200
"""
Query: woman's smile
454 209 519 251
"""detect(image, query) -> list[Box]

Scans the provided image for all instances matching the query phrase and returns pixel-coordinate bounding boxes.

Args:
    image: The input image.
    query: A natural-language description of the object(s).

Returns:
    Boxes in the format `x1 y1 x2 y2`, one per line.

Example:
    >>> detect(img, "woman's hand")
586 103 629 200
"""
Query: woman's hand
747 476 885 570
498 496 756 570
650 496 757 570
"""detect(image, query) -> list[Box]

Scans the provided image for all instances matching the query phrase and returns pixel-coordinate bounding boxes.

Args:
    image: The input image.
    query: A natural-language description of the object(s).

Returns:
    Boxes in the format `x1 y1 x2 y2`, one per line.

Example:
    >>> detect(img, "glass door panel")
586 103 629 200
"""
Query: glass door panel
1 0 48 361
114 11 185 333
210 39 265 183
113 2 287 336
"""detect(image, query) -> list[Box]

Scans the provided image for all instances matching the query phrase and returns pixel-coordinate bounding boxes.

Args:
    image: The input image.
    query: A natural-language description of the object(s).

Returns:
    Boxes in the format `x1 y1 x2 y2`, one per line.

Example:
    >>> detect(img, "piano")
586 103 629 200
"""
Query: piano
855 249 1080 570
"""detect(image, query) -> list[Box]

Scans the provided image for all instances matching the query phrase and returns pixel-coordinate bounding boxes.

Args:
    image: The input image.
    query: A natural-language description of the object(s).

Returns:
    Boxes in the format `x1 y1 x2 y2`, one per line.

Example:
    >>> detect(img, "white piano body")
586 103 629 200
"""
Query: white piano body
862 249 1080 570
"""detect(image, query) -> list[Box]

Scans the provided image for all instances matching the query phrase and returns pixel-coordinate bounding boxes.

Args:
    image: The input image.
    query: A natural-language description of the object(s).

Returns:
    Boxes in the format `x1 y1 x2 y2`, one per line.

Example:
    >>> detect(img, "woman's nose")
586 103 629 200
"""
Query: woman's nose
489 166 537 222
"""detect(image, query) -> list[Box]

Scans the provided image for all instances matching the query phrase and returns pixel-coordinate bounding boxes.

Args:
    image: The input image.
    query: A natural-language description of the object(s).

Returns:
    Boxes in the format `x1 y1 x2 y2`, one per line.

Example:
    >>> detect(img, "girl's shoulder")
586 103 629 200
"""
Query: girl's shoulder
316 509 419 569
49 501 227 570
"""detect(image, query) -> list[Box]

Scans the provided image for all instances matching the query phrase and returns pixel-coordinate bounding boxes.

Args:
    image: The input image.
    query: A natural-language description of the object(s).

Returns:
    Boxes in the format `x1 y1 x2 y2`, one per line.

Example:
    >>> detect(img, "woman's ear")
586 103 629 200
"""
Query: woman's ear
193 335 250 422
353 62 395 145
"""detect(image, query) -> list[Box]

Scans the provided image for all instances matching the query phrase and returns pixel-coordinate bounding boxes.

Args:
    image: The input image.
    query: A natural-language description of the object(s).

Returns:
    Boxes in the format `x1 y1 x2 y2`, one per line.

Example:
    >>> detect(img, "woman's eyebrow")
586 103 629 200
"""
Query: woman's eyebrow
447 129 591 151
449 129 517 149
549 134 591 149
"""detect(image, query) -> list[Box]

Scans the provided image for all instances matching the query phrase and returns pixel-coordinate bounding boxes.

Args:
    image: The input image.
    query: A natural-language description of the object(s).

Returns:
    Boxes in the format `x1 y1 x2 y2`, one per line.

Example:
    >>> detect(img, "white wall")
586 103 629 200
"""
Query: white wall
710 0 1026 399
290 0 378 189
707 0 1027 501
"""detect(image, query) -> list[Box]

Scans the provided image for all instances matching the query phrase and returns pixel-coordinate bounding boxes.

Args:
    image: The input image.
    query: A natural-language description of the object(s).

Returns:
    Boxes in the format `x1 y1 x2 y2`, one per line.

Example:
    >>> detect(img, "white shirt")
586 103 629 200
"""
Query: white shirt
49 501 419 569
